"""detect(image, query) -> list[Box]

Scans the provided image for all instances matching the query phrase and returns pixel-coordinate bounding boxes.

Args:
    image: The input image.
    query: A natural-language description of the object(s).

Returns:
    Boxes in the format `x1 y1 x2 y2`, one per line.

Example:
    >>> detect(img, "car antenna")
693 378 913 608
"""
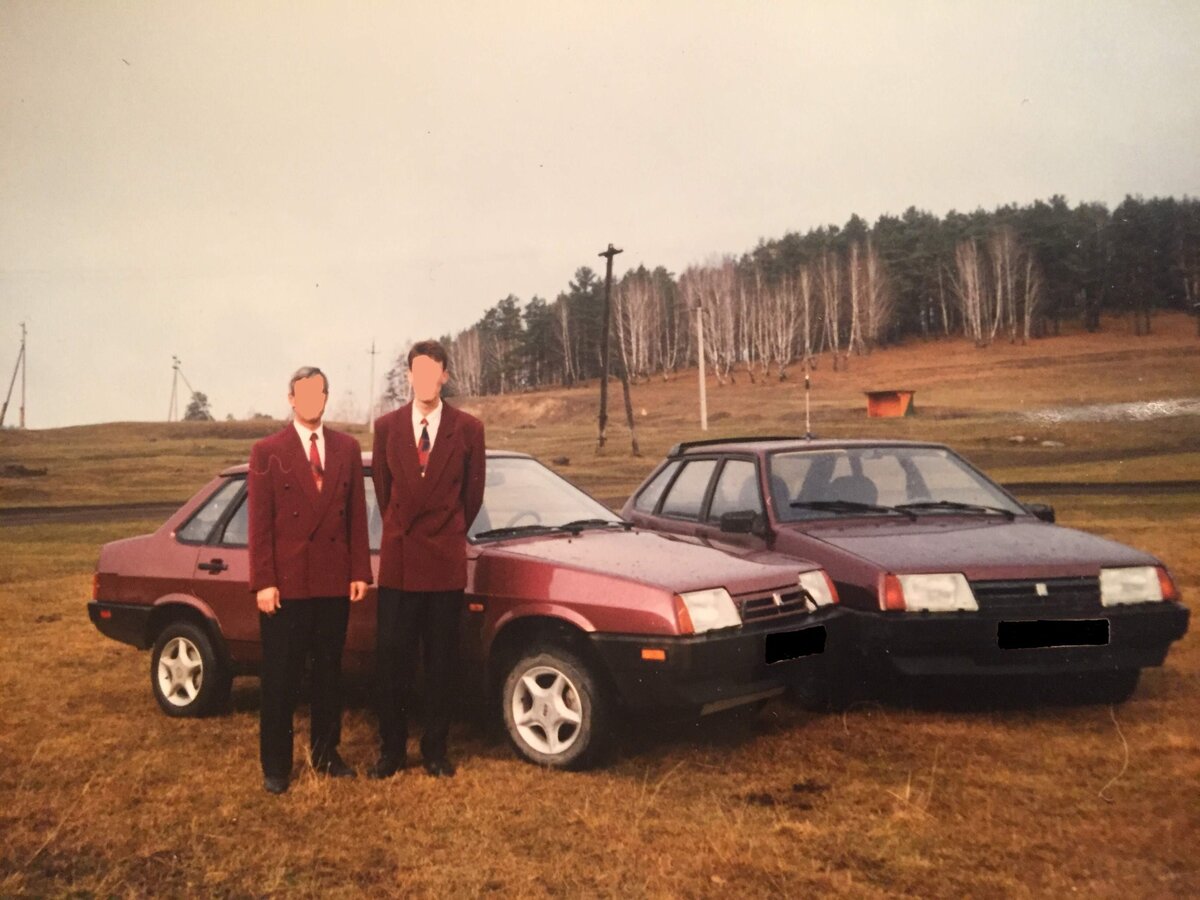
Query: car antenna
804 368 814 440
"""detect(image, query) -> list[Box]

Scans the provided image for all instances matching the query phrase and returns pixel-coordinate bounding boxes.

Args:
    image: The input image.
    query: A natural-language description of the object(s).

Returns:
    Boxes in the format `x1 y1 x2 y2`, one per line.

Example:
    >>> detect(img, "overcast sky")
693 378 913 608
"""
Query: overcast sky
2 0 1198 428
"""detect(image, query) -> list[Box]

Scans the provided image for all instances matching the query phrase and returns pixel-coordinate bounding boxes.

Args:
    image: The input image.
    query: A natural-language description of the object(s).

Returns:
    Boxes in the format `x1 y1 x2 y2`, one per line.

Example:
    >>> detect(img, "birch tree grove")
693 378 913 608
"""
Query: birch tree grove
377 195 1196 404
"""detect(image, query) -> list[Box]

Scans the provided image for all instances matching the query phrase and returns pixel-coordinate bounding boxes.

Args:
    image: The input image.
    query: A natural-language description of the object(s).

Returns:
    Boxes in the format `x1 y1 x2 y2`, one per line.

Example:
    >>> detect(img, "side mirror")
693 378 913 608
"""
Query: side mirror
1026 503 1056 523
719 510 761 535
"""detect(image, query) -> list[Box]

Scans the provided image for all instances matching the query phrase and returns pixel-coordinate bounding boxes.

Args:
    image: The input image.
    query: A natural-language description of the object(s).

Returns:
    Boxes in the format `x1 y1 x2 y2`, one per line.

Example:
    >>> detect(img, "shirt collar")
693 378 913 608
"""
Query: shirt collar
293 418 324 445
412 399 443 429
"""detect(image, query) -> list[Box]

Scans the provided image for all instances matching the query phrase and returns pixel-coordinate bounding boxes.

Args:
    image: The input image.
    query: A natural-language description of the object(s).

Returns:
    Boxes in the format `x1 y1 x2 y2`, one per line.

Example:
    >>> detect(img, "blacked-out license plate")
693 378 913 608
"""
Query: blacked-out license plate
998 619 1109 649
766 625 827 664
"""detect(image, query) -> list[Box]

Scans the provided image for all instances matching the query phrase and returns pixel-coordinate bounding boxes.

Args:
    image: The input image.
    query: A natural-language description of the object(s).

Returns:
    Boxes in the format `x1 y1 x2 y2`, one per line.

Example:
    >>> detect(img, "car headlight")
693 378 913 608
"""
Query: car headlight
674 588 741 634
798 570 837 607
1100 566 1165 606
883 573 978 612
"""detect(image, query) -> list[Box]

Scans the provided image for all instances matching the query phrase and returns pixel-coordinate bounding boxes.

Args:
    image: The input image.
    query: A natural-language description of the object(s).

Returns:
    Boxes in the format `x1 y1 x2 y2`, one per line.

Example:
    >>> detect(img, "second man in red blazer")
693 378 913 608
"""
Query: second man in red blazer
369 340 485 778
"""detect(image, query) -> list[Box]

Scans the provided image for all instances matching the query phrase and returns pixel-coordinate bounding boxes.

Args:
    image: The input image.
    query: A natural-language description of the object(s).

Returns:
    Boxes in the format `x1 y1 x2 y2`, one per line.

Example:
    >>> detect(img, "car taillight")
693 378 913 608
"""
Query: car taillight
673 594 695 635
880 574 905 611
1157 566 1180 602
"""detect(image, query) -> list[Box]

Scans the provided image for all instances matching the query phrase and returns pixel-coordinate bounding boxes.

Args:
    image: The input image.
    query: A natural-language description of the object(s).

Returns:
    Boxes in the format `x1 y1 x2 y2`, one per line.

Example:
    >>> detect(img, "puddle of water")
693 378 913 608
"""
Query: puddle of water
1021 398 1200 424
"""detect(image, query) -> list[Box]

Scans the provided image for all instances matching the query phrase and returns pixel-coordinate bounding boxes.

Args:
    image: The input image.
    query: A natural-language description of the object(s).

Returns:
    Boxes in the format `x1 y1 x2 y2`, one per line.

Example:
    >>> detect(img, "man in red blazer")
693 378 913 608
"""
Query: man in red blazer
247 366 372 795
369 340 485 778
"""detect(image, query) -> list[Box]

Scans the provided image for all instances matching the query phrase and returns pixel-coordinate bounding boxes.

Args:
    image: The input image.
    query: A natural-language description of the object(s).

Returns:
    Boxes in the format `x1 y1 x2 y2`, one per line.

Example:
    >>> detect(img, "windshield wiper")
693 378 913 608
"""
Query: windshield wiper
894 500 1015 519
790 500 916 519
556 518 633 533
472 524 558 540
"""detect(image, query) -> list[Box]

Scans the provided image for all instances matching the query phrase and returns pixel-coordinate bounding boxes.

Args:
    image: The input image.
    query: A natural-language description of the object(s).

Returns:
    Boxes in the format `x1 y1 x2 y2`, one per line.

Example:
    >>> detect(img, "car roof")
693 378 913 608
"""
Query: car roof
667 436 949 457
220 448 532 476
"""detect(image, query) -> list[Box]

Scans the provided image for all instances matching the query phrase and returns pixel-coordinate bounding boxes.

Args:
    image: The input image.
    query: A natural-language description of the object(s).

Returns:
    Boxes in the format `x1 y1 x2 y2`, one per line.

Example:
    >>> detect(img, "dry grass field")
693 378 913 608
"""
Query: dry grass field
1 314 1198 896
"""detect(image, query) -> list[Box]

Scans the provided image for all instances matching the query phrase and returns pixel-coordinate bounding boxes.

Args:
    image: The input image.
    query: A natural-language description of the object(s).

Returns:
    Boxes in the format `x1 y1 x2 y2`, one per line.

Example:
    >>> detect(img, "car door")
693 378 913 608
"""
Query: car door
694 456 767 551
187 477 259 660
648 456 720 539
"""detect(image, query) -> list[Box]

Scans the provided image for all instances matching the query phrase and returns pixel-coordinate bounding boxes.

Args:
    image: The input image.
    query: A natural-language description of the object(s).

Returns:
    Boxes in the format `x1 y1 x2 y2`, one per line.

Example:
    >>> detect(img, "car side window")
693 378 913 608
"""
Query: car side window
364 476 382 552
707 459 762 521
659 459 717 520
219 494 249 546
177 478 242 543
633 460 681 513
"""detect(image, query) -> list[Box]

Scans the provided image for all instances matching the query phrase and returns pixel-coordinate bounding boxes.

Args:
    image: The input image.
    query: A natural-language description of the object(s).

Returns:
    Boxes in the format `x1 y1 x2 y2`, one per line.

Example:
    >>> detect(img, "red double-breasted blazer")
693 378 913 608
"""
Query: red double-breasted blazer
247 425 373 600
372 401 486 591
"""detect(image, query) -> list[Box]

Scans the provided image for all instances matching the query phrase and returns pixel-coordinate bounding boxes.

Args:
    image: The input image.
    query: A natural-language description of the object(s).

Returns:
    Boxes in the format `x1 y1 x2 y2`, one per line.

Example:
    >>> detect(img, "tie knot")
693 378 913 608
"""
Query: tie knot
310 433 317 442
421 418 428 426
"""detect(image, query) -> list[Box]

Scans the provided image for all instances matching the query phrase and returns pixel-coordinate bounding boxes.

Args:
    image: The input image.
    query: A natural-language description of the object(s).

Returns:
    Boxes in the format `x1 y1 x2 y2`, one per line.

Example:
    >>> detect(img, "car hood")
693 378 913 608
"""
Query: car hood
484 528 811 595
791 517 1158 579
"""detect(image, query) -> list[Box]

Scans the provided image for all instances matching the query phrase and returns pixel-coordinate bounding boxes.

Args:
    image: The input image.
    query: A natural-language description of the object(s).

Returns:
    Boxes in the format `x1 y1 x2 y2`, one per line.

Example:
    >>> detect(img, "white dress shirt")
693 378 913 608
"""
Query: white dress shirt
293 419 326 469
412 400 442 451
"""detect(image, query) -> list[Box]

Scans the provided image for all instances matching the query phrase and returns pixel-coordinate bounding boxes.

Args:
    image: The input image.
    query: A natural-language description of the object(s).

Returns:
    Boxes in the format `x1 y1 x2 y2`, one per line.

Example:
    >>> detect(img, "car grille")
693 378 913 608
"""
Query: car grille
970 576 1102 615
737 587 813 623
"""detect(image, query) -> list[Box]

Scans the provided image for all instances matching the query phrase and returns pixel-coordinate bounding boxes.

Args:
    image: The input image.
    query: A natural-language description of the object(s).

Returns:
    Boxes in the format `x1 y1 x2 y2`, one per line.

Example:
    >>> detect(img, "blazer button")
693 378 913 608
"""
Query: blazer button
292 511 299 518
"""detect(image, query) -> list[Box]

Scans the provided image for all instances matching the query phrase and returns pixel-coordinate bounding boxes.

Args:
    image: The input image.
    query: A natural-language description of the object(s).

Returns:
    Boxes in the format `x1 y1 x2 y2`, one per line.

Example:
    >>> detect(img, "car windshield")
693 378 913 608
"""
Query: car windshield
767 446 1025 522
468 457 623 541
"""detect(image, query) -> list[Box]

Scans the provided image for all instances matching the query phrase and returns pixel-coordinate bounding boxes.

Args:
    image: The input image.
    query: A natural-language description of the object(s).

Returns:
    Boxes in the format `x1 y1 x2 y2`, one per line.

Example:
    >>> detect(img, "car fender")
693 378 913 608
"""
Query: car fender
485 603 598 659
149 592 223 633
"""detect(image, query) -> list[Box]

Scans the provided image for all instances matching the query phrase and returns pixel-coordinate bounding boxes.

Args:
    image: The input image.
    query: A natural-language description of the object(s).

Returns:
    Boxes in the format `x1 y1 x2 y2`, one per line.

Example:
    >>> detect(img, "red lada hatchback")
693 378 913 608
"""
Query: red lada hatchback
89 450 841 769
623 437 1189 703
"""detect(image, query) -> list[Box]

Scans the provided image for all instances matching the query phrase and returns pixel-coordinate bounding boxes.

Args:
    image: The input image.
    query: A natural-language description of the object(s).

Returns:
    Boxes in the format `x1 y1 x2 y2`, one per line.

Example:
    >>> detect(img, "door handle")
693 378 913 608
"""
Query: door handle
198 558 228 573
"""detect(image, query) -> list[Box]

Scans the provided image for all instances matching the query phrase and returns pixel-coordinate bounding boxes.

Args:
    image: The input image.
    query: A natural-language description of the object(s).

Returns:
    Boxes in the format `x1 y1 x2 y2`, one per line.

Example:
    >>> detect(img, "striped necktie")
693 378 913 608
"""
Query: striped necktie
418 418 431 475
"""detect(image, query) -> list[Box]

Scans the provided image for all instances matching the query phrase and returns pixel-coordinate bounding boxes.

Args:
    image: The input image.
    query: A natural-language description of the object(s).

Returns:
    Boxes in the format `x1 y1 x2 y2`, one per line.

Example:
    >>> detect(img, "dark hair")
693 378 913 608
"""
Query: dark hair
288 366 329 394
407 340 450 371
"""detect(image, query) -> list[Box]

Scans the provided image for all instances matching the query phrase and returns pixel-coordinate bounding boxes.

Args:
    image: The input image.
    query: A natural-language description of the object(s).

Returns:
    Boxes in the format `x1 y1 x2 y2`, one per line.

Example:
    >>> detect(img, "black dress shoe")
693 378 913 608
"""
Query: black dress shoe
368 754 406 780
423 757 456 778
314 752 356 778
263 775 289 795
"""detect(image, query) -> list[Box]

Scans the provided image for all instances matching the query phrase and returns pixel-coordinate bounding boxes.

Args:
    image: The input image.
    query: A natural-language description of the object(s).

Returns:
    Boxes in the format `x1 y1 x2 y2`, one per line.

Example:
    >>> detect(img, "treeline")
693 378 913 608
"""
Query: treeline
385 195 1200 399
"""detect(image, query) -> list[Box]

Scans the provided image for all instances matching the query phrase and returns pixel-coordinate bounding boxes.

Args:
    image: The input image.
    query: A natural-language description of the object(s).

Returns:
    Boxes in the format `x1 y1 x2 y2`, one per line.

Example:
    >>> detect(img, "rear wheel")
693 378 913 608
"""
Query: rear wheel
501 645 610 769
150 620 230 717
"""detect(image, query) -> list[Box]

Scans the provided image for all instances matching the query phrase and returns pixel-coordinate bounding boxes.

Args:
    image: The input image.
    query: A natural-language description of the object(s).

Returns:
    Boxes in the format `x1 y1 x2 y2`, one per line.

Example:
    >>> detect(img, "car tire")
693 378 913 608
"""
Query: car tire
150 620 230 717
501 645 610 770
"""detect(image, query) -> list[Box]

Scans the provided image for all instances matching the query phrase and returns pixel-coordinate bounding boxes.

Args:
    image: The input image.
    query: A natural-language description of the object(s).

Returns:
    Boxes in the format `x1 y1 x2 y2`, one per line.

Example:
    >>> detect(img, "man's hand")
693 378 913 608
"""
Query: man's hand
349 581 368 602
256 587 281 615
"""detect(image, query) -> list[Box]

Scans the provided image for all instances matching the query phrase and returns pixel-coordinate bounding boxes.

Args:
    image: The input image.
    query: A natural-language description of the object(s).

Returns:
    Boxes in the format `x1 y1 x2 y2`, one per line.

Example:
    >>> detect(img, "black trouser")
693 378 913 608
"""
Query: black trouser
258 595 350 779
375 587 463 762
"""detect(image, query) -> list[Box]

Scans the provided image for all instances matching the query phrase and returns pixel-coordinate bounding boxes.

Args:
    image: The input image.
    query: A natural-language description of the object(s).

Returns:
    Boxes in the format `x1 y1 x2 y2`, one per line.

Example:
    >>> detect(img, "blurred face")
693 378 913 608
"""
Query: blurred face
408 354 449 405
288 374 327 425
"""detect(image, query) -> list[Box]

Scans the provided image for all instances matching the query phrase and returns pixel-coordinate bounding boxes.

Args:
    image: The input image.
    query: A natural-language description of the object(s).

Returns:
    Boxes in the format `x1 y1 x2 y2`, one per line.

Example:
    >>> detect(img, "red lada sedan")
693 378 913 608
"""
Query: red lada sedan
623 437 1189 703
89 450 841 769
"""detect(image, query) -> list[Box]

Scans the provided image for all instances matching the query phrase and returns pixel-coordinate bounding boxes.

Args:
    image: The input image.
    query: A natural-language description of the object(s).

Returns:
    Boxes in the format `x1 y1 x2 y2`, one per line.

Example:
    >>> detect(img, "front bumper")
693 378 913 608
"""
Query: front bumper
588 607 843 715
848 600 1189 676
88 600 153 649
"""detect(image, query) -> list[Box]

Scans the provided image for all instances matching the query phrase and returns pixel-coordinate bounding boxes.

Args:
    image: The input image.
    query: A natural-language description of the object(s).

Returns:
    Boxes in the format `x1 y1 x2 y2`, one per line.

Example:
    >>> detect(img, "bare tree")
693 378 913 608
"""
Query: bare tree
952 238 990 346
450 326 483 397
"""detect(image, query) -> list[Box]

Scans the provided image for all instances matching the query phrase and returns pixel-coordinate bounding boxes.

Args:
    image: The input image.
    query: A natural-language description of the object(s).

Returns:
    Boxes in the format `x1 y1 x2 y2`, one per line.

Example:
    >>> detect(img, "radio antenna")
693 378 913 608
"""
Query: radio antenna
804 368 813 440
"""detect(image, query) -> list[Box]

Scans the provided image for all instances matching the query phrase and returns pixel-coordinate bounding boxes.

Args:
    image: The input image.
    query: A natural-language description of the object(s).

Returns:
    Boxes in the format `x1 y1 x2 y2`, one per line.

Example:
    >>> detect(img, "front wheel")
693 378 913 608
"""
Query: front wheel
501 645 610 769
150 620 230 717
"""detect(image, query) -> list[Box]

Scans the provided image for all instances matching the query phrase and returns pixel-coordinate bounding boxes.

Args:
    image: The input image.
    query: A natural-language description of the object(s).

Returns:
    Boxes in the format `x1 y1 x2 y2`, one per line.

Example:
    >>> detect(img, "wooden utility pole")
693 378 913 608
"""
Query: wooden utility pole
367 340 378 432
695 301 708 431
596 243 623 452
